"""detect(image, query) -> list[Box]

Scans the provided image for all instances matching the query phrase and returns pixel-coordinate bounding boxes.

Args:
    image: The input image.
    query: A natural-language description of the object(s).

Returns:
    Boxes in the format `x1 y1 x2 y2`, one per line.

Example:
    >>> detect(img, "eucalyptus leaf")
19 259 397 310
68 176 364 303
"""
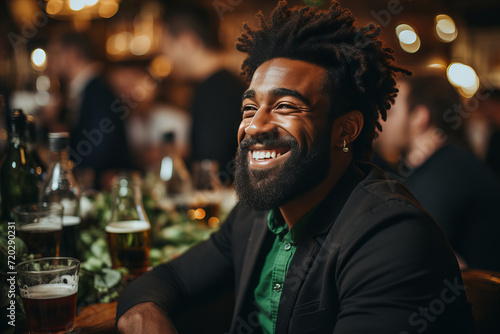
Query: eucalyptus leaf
94 268 122 289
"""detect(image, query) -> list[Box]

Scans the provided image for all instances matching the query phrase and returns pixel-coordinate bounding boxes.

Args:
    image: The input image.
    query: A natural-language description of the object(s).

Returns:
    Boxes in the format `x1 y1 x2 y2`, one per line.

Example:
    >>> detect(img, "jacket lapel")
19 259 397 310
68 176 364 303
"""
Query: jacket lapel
275 236 320 333
232 211 270 329
275 163 367 333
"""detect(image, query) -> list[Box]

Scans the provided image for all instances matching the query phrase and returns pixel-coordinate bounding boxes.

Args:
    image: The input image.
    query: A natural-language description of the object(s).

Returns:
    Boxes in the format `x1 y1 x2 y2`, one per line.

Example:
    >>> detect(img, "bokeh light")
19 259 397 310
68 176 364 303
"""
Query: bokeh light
130 35 152 56
447 62 480 98
150 55 173 78
435 14 458 42
31 48 47 70
46 0 64 15
396 24 421 53
36 75 51 91
99 1 119 18
69 0 85 11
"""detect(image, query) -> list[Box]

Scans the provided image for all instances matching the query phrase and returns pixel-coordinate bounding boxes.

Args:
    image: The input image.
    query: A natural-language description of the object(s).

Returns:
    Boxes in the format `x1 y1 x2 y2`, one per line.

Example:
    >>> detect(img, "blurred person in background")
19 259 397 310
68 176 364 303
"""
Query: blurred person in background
375 75 500 271
47 32 132 189
109 63 190 172
161 0 245 178
477 89 500 178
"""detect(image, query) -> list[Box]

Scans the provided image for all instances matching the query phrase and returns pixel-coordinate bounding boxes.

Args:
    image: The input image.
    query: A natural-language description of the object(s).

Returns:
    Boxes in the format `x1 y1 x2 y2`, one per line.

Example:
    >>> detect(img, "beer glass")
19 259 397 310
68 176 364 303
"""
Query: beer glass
13 203 63 258
16 257 80 334
190 160 222 227
106 172 151 279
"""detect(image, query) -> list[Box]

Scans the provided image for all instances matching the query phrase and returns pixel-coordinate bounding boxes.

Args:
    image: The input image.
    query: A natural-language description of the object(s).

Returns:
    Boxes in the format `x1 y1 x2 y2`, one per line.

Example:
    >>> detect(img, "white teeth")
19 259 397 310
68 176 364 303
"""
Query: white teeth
252 150 283 160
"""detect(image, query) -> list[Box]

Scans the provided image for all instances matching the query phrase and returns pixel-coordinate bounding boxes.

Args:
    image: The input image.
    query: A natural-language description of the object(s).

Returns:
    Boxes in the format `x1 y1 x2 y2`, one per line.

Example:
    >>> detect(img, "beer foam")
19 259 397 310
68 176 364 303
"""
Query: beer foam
19 223 61 231
21 283 77 299
63 216 81 226
105 220 151 233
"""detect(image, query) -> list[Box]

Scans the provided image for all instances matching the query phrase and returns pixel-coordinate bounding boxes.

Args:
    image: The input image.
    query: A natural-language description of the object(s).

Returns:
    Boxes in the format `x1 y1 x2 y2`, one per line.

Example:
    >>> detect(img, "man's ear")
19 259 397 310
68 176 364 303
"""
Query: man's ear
409 105 431 132
332 110 364 150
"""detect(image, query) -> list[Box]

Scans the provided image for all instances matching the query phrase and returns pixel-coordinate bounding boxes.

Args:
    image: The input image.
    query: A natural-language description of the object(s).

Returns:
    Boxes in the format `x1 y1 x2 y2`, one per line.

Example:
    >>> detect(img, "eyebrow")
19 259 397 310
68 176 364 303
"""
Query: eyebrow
241 88 311 107
242 89 255 101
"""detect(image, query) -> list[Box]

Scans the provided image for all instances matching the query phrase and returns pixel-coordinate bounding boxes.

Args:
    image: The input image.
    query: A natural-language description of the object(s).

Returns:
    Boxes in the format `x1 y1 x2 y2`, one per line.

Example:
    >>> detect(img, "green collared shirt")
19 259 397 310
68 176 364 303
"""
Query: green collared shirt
253 207 318 334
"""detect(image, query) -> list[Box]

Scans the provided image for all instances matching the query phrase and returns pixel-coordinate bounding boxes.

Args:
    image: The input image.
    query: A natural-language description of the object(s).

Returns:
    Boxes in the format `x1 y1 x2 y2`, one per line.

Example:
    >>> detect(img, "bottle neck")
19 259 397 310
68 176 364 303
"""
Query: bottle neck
10 127 24 145
161 141 178 157
49 149 73 169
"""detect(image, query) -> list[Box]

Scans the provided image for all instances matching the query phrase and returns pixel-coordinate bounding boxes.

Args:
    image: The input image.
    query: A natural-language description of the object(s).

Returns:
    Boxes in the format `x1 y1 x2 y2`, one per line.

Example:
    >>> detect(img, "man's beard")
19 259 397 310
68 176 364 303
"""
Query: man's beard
234 132 331 211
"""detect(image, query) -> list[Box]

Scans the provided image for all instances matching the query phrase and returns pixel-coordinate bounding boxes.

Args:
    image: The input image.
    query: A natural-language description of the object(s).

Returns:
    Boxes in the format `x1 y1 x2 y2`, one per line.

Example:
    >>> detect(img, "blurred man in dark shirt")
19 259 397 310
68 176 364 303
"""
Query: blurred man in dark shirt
161 1 245 179
47 32 132 189
375 75 500 271
479 89 500 178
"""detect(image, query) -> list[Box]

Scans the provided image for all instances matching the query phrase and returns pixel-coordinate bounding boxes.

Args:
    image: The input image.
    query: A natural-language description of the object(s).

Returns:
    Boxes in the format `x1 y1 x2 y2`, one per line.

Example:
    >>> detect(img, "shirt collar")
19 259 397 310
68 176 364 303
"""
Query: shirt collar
267 204 320 243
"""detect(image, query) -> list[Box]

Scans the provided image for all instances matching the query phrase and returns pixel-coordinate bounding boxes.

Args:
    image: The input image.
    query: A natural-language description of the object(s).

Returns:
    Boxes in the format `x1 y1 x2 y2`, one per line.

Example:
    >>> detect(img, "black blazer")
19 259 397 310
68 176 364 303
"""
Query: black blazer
117 163 476 333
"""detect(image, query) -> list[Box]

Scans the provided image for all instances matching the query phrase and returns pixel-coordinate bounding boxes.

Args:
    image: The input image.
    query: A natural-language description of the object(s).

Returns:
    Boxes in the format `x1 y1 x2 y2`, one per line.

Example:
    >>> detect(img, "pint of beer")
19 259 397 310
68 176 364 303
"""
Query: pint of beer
106 220 151 277
13 203 63 258
106 173 151 279
16 257 80 334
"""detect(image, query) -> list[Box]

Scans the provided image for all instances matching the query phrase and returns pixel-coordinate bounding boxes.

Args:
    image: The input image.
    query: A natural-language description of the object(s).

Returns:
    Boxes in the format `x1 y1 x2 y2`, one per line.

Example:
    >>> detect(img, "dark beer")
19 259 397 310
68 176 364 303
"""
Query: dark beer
106 220 151 277
17 224 62 258
61 216 81 258
21 283 78 333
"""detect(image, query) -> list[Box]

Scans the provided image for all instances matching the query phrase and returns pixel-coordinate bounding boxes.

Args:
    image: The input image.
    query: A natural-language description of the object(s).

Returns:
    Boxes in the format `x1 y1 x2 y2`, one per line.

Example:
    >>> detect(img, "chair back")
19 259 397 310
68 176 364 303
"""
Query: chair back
462 269 500 333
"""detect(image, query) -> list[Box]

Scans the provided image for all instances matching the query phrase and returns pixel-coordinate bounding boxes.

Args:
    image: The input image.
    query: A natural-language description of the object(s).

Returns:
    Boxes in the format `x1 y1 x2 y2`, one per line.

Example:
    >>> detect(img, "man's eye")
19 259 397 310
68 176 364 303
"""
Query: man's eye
276 103 297 110
241 105 257 113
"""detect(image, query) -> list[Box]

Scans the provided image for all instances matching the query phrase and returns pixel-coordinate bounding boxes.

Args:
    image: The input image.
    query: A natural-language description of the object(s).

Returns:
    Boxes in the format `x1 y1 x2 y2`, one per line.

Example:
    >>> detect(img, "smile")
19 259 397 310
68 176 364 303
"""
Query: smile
248 147 291 168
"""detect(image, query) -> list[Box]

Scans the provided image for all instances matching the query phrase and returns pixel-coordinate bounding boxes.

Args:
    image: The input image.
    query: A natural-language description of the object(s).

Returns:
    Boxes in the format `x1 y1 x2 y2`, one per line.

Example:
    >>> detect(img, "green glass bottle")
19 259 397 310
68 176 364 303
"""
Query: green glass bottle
0 109 40 223
26 114 47 183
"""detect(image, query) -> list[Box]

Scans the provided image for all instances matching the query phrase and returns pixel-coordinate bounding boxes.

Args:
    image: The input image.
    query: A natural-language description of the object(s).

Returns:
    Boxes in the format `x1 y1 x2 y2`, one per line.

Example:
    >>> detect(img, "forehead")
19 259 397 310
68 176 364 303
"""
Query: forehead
249 58 326 97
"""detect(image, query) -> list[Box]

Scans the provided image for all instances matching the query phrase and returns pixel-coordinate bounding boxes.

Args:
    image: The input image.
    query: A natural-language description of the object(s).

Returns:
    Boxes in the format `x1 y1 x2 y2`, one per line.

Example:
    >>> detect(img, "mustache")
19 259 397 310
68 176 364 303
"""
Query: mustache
239 136 299 151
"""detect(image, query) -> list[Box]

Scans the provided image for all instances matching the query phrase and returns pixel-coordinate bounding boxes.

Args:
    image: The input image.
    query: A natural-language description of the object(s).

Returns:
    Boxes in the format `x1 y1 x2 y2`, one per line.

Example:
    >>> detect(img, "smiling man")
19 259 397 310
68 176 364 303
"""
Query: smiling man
116 2 476 333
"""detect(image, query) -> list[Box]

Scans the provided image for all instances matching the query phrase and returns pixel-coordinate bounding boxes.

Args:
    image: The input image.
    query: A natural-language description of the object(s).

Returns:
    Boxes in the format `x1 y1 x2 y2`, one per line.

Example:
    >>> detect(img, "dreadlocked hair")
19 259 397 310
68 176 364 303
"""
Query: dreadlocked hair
236 0 410 161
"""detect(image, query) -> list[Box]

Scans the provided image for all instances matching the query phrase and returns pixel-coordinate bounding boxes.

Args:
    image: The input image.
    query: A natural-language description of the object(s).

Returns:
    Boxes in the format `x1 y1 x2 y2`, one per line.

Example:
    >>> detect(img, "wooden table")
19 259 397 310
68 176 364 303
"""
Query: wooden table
74 301 117 333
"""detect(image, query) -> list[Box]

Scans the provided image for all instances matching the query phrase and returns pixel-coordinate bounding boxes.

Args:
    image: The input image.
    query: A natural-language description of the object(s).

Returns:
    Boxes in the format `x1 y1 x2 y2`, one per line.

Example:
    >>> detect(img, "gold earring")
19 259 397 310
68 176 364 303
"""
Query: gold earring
343 140 349 153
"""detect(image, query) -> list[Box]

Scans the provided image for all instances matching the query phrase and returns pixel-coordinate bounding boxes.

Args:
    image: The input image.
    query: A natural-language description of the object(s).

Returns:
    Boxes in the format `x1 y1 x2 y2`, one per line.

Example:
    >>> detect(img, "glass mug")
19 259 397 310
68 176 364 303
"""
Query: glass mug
16 257 80 334
13 203 63 258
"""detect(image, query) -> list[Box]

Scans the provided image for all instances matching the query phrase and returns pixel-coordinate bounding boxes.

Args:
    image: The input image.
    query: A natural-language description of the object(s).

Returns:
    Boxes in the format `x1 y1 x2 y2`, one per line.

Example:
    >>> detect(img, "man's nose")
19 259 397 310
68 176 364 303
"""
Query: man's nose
244 109 277 138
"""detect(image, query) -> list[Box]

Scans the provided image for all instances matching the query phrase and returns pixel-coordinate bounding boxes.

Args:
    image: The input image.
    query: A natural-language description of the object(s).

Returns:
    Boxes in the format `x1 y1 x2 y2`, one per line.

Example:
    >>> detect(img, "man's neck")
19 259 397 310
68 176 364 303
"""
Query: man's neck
405 127 446 168
279 155 352 229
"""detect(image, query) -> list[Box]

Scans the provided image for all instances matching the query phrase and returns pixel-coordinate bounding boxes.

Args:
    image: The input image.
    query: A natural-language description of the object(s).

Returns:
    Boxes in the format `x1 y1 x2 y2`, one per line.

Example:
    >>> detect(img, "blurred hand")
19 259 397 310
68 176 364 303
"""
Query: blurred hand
117 302 178 334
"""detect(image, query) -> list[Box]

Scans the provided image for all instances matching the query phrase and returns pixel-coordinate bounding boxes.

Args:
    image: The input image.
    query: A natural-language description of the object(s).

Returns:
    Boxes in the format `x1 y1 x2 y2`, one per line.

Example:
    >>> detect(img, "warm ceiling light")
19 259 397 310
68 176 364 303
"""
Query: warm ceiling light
115 32 133 52
395 24 421 53
447 62 480 97
46 0 64 15
31 48 47 69
69 0 86 11
99 1 119 18
36 75 51 91
447 63 477 88
130 35 151 56
395 24 415 37
399 30 417 44
150 55 173 78
435 14 458 42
